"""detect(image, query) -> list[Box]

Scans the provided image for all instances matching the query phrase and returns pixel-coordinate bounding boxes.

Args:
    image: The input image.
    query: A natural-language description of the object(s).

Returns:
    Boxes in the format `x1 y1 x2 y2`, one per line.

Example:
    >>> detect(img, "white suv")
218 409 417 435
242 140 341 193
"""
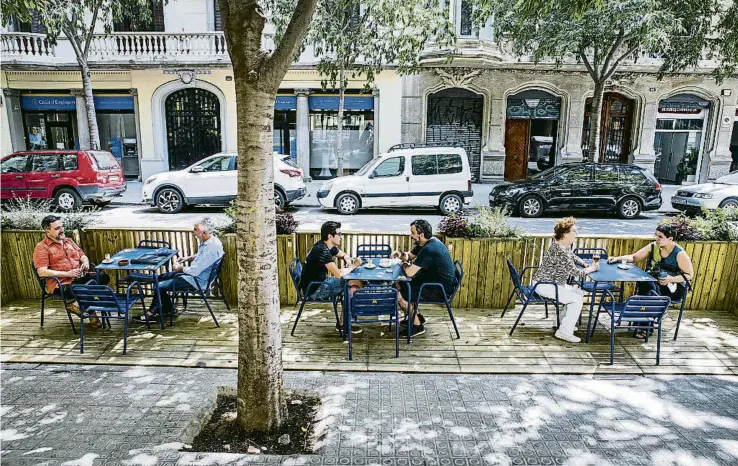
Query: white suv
142 152 306 214
316 144 473 215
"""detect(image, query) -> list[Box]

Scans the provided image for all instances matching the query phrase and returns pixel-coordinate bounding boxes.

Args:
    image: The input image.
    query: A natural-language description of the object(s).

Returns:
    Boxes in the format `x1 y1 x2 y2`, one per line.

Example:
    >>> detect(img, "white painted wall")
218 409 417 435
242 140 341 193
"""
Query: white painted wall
163 0 210 33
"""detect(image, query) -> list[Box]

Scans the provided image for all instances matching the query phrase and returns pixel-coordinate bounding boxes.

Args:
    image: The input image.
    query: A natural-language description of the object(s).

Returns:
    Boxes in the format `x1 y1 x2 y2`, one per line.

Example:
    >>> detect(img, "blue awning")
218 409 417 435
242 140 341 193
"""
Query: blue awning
20 95 135 111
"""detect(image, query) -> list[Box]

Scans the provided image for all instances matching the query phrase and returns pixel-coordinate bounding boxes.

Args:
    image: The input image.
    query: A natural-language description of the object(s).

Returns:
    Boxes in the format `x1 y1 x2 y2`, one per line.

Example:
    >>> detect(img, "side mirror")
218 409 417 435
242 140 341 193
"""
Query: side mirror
368 171 377 179
191 166 205 173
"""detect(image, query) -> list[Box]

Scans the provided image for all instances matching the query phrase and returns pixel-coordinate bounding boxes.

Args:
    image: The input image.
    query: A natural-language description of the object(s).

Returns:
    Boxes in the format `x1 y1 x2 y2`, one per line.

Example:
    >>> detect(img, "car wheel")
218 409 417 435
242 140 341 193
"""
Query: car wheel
54 188 81 211
519 194 544 218
439 193 463 215
719 198 738 210
156 187 184 214
274 189 286 209
91 200 111 208
618 197 641 219
336 193 360 215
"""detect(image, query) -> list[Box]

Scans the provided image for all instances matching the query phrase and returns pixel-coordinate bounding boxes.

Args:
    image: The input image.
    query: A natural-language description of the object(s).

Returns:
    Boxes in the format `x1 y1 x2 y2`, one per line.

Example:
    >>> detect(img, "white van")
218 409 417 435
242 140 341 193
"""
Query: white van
316 144 473 215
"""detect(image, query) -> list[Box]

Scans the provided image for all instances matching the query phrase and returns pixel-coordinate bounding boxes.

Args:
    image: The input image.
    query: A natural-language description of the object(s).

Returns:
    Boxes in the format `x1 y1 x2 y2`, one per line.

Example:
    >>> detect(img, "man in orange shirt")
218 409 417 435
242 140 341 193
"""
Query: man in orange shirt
33 215 109 328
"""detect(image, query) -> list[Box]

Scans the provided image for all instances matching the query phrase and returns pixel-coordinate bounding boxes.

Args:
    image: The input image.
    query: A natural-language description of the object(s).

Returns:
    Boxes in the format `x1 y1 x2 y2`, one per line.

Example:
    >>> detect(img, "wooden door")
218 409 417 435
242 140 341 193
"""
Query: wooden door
504 119 530 181
599 94 633 163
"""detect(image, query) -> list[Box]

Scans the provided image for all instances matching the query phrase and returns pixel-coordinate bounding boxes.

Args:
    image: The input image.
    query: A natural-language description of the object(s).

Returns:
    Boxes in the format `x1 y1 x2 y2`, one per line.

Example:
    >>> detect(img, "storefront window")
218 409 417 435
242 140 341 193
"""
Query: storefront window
97 113 136 160
309 111 374 179
25 113 48 150
273 111 296 157
23 111 76 151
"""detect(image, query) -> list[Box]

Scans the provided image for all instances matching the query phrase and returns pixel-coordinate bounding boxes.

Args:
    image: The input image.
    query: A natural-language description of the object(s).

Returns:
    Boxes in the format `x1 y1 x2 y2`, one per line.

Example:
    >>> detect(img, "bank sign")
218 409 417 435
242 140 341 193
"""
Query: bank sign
20 95 135 111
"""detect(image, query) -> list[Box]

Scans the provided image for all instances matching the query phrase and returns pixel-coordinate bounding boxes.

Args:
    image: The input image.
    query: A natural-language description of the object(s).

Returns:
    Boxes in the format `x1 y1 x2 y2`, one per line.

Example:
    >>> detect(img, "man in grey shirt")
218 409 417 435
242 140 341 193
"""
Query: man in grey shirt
139 217 224 320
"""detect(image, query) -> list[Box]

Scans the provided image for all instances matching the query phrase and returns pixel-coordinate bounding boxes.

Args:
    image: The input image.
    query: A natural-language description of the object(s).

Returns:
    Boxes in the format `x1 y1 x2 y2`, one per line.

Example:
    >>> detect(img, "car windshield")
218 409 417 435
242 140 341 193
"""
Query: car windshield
355 158 377 176
715 171 738 185
90 151 119 170
531 165 565 180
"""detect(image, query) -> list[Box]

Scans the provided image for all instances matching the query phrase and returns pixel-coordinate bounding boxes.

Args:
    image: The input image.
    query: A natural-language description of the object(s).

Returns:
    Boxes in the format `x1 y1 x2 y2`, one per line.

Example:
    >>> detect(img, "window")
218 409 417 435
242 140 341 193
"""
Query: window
61 154 78 171
90 151 119 170
620 166 646 184
198 156 231 172
373 157 405 177
214 0 223 31
1 155 29 173
437 154 463 175
30 154 60 172
459 0 475 36
595 165 619 182
412 154 437 175
566 166 591 181
114 0 164 31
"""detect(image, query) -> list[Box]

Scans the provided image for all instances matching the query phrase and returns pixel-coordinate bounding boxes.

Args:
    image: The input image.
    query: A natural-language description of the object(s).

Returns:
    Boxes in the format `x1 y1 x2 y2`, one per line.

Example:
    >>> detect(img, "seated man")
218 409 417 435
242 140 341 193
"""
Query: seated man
395 219 456 337
140 217 223 321
33 215 110 328
300 221 363 334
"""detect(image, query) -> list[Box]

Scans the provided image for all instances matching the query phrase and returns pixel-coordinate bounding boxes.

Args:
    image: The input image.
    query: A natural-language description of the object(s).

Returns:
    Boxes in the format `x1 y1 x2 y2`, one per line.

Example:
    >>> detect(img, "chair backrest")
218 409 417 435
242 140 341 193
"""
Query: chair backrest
204 254 226 290
30 261 45 290
349 287 398 317
449 260 465 299
356 244 393 258
573 247 609 260
138 239 171 249
71 284 121 312
616 295 671 325
289 258 303 296
506 259 522 289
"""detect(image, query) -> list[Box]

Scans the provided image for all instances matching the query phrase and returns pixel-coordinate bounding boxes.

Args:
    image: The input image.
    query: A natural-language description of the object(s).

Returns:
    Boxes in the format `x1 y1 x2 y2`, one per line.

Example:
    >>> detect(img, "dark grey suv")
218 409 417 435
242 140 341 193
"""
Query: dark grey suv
489 163 662 219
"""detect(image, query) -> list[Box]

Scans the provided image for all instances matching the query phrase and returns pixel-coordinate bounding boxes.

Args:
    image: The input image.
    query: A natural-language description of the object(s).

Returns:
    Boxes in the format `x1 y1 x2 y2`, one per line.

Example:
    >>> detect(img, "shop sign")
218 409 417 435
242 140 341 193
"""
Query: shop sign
309 96 374 111
658 100 709 114
21 96 76 111
506 98 561 120
94 96 134 111
275 96 297 110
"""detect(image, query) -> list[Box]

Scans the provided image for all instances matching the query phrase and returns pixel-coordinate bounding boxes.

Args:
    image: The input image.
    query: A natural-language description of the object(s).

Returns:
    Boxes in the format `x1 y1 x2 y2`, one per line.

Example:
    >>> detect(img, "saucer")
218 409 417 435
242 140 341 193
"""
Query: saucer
364 263 376 269
101 259 114 264
617 264 631 270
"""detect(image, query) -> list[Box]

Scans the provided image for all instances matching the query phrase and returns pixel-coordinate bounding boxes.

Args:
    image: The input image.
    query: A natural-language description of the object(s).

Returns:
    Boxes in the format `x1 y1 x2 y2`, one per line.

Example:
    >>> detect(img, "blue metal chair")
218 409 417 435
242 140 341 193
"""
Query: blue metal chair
573 248 623 300
118 240 174 293
70 281 146 354
408 260 465 340
356 244 392 258
590 292 671 365
167 255 225 328
347 287 400 360
501 259 562 336
289 258 343 337
31 261 77 333
644 256 693 341
137 239 172 249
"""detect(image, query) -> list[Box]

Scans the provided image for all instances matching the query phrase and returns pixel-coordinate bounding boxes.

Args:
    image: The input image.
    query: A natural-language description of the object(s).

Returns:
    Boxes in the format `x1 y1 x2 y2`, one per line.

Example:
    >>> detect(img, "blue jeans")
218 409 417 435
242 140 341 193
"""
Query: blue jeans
308 277 343 301
152 271 193 315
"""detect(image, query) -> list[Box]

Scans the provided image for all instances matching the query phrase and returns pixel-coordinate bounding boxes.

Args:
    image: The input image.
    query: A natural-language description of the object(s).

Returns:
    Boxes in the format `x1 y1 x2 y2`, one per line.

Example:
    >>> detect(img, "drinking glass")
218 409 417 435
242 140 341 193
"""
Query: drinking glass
592 254 600 265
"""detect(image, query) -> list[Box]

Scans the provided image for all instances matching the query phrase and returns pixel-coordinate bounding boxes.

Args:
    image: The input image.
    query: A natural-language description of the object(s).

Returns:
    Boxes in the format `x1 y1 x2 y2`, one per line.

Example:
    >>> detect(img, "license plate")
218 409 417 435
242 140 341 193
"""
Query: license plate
109 175 119 182
672 199 685 204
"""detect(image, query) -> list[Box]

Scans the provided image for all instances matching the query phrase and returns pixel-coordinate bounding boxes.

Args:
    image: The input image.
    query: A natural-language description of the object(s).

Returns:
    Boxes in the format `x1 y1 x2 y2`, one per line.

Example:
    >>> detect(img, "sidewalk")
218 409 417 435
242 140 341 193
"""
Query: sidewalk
3 363 738 465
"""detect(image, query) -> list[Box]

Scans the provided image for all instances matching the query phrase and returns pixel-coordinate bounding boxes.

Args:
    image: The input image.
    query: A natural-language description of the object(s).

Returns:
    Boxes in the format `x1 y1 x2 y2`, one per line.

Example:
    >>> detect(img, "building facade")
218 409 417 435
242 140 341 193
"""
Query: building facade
0 0 402 181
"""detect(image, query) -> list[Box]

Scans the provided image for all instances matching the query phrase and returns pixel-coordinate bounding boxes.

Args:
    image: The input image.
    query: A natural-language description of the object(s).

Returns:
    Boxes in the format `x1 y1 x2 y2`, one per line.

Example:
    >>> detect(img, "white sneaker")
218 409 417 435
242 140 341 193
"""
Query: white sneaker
554 331 581 343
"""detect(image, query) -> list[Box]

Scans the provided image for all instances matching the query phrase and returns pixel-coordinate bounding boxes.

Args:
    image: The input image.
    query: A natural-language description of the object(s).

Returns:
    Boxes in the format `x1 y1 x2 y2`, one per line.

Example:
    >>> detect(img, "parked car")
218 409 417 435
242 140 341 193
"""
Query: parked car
316 143 473 215
142 152 306 214
670 171 738 214
0 150 126 210
489 163 662 219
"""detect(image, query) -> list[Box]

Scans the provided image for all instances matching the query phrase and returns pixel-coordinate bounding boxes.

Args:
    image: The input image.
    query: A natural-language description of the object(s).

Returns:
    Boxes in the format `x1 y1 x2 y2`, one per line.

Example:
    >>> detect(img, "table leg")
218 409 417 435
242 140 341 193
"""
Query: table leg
152 274 165 330
406 282 412 344
585 281 598 343
343 280 349 342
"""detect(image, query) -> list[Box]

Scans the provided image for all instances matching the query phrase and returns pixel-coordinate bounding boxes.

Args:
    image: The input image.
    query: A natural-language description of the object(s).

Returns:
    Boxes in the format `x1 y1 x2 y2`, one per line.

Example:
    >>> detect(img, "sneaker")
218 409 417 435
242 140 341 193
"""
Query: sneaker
65 302 81 317
554 331 581 343
399 314 426 327
336 324 363 335
400 324 426 338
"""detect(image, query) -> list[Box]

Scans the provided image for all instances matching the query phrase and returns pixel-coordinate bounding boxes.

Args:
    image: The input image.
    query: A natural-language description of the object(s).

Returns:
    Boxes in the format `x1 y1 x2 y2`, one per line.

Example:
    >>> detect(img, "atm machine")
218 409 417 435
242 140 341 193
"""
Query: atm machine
121 138 139 179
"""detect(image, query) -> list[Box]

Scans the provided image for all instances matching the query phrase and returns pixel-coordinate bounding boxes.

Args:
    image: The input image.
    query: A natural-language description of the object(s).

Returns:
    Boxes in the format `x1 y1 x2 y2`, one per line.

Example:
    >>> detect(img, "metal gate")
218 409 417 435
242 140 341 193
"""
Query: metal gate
165 88 222 170
425 88 483 181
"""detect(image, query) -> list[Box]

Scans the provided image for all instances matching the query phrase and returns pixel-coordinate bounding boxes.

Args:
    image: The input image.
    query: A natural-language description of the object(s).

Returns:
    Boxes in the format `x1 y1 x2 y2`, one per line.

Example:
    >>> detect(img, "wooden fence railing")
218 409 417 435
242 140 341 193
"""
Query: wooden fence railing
2 229 738 312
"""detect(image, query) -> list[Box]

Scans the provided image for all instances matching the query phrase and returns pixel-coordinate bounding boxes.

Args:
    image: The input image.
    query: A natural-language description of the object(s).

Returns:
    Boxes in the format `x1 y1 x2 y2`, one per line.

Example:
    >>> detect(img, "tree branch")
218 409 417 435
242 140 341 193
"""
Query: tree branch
599 28 625 81
83 0 104 58
604 43 640 80
268 0 319 78
578 47 597 81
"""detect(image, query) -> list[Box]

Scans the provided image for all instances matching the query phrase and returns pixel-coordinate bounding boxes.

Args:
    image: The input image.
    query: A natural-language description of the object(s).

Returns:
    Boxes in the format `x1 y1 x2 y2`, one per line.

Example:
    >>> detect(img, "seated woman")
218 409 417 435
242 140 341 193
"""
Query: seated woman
533 217 599 343
609 224 694 303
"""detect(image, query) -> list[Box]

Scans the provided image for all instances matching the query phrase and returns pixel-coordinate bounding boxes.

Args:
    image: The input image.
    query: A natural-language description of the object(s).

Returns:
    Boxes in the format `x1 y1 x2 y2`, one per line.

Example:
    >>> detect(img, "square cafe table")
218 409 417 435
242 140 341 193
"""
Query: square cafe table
341 258 413 341
94 247 179 330
583 260 656 342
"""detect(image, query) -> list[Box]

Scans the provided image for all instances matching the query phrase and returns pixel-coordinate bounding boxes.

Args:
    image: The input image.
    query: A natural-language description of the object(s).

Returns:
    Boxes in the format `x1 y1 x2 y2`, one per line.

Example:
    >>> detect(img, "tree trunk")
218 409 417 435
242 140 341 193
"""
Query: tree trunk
336 68 346 177
234 81 287 432
79 60 101 150
587 80 605 163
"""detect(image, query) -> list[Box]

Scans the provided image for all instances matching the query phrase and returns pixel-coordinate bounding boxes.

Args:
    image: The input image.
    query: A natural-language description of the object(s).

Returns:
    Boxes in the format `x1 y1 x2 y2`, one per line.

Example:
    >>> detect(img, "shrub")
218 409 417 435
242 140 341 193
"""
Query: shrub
659 207 738 242
438 206 525 239
0 197 100 231
437 214 468 238
658 214 703 241
216 200 299 235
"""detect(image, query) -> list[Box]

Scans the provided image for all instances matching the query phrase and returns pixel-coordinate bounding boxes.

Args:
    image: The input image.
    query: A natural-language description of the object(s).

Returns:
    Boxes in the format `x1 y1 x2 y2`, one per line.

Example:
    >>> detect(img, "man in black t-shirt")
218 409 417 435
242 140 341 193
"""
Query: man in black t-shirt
300 221 363 334
392 219 457 337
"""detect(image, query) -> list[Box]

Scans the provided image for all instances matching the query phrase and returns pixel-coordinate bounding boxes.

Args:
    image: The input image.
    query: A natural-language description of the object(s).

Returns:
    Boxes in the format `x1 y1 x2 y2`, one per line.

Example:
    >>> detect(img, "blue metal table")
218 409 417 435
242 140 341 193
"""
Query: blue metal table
583 261 656 342
95 247 179 330
342 258 412 341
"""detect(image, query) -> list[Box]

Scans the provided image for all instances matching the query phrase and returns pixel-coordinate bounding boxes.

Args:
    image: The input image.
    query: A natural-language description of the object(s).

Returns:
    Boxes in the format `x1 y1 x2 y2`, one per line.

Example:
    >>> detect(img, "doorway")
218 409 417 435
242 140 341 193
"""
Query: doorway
582 93 634 163
165 88 222 170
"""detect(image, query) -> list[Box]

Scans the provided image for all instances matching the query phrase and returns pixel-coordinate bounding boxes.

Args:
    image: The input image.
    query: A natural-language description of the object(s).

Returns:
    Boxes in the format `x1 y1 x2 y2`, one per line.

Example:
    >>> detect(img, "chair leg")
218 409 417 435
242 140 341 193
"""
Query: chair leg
656 321 663 366
590 302 603 340
123 311 129 355
291 300 308 336
202 294 219 327
220 282 230 310
395 308 400 358
673 301 686 341
40 296 45 327
610 321 615 365
544 302 549 319
445 298 460 339
79 318 85 354
347 313 353 361
510 300 530 336
554 302 561 329
500 290 516 318
332 300 342 338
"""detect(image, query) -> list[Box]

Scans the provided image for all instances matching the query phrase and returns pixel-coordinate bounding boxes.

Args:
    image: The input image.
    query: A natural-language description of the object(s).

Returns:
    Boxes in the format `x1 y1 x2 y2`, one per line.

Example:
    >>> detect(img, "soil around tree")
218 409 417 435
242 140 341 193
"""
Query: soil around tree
184 389 321 455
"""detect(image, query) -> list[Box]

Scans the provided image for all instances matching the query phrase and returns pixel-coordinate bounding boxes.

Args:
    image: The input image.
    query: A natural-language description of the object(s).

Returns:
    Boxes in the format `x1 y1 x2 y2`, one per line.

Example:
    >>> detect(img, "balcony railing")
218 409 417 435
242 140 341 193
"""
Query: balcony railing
1 33 56 61
89 32 229 60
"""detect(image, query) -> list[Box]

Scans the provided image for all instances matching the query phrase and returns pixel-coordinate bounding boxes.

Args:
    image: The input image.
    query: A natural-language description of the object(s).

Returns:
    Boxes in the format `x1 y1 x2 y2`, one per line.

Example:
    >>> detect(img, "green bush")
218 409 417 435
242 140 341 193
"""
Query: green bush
438 206 525 239
659 207 738 242
1 198 100 231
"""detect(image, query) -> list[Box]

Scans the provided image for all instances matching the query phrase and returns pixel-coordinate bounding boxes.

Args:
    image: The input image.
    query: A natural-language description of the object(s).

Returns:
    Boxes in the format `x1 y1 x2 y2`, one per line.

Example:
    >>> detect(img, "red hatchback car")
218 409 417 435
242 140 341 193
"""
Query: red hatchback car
1 150 127 209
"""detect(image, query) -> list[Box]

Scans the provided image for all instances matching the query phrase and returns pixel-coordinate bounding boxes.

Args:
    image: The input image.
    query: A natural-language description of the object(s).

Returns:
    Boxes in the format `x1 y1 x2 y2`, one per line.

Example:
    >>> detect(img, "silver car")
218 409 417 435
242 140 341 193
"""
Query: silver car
670 171 738 213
